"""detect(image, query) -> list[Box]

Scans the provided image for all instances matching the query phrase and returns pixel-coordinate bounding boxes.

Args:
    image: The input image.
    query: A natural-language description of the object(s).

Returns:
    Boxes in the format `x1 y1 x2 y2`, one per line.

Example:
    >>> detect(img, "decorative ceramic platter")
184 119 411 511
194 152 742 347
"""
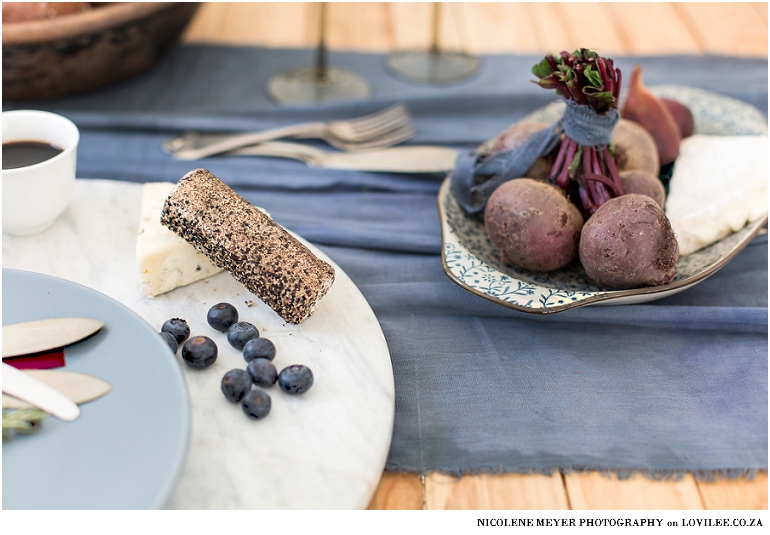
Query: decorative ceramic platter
439 86 768 313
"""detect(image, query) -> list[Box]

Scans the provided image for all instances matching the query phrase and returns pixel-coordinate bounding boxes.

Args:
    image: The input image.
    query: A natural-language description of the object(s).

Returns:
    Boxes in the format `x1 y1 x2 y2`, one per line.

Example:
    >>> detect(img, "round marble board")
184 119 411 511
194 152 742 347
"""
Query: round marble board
2 178 395 509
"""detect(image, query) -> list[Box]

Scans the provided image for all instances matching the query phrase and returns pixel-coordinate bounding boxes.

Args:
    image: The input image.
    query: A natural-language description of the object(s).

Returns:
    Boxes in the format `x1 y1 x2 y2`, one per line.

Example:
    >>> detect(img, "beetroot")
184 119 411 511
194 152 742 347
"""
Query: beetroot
579 194 678 289
611 119 660 175
485 179 584 272
488 122 554 181
619 170 666 208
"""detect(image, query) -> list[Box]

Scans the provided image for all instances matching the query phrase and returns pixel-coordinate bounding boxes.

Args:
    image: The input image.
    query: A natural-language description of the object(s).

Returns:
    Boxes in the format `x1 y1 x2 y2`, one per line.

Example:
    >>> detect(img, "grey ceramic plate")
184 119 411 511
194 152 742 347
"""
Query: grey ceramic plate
439 86 768 313
2 269 190 509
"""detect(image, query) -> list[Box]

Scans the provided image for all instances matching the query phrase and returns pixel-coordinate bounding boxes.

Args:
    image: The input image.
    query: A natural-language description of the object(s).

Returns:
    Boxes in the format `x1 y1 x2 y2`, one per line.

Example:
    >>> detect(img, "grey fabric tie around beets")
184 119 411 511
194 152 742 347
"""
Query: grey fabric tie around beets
449 99 620 215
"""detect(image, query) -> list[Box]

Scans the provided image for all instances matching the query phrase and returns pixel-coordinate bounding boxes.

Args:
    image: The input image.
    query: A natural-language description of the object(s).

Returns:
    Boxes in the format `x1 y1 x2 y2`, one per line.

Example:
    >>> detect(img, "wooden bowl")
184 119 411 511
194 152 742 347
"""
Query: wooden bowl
2 2 199 101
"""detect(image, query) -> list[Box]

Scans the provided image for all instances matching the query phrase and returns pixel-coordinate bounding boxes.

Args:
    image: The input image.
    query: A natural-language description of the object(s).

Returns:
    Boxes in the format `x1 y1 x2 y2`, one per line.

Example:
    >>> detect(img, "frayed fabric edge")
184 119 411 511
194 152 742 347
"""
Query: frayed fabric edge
384 463 766 482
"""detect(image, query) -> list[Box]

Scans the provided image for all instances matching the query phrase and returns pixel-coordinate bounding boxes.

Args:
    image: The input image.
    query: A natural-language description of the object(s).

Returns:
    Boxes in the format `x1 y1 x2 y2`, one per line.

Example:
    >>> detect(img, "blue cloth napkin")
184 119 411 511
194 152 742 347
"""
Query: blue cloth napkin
5 45 766 478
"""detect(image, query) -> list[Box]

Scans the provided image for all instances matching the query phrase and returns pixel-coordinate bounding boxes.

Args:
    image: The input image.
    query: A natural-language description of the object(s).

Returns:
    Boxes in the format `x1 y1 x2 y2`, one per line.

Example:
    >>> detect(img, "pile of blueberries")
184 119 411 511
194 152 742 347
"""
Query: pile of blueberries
159 302 314 420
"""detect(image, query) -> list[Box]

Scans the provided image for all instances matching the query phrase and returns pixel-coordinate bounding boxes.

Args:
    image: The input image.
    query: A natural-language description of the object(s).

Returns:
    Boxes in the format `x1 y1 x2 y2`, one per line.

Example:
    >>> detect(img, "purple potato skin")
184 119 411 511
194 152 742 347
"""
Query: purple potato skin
485 178 584 272
619 170 666 208
579 194 678 289
487 122 555 181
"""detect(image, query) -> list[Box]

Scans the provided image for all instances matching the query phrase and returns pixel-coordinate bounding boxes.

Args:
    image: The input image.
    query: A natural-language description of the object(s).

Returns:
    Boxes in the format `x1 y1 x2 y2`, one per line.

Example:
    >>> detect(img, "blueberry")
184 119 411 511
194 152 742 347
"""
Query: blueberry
227 321 259 350
221 369 253 402
242 337 276 362
159 331 178 353
246 358 277 388
181 336 218 369
161 318 190 344
207 302 239 333
242 387 271 419
277 364 314 394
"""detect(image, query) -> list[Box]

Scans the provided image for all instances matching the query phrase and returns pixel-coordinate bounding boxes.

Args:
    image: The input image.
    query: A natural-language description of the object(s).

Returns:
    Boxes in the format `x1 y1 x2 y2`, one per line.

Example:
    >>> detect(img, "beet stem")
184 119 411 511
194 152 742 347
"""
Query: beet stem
599 183 611 204
591 148 612 202
576 63 586 90
591 173 605 206
549 136 569 182
556 138 577 189
598 59 611 94
582 146 599 205
578 184 597 214
584 173 622 194
602 146 625 195
590 146 601 175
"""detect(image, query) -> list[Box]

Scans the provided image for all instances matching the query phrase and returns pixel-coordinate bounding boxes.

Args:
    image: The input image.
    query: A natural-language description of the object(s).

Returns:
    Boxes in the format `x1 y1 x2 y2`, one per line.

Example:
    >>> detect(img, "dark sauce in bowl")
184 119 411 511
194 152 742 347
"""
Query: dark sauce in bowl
3 140 63 170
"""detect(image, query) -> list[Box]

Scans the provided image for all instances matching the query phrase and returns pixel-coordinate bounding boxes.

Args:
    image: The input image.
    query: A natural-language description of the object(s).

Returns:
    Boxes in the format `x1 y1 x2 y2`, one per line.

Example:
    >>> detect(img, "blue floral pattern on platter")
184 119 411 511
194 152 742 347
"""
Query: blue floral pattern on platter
440 86 768 313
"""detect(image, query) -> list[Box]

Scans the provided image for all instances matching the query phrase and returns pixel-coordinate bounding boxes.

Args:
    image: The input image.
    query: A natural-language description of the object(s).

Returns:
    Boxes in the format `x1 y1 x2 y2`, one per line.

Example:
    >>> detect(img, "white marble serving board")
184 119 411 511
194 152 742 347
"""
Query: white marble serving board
2 178 395 509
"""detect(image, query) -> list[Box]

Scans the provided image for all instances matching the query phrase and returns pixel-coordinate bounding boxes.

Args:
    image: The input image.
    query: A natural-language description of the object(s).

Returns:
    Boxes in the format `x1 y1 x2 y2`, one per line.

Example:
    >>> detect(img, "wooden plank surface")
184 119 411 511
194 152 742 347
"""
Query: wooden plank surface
697 472 769 510
183 2 768 57
367 472 424 510
605 3 701 55
184 2 316 48
327 2 394 52
673 2 769 57
425 472 570 510
564 472 705 510
552 3 628 54
181 2 768 511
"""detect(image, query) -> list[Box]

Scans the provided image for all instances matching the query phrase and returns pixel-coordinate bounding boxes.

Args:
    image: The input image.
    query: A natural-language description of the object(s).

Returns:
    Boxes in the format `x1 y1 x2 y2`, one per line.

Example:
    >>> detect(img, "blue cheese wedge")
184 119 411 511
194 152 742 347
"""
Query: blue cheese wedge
136 182 223 297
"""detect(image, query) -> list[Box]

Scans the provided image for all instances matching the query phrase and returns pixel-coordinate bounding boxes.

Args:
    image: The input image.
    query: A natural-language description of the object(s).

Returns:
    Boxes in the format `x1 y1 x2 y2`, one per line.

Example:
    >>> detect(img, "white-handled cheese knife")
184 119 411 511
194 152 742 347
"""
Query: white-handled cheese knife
2 363 80 421
2 317 104 359
229 142 459 173
3 370 111 410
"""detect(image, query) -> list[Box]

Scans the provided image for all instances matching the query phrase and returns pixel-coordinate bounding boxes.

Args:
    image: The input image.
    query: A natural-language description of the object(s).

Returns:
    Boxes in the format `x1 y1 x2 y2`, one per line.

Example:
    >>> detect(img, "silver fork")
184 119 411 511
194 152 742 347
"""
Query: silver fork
163 104 414 160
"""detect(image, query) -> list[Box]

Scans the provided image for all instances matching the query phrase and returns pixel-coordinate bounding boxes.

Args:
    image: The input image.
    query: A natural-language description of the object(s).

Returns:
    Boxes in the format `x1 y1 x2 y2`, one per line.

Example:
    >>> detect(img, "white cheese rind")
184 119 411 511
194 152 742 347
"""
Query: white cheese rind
136 182 223 297
665 135 768 256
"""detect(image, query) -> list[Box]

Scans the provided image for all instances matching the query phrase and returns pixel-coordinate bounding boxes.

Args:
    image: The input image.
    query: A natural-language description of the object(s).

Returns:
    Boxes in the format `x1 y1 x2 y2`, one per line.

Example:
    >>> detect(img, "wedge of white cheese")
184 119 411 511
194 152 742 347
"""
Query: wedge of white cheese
136 182 223 297
665 135 768 256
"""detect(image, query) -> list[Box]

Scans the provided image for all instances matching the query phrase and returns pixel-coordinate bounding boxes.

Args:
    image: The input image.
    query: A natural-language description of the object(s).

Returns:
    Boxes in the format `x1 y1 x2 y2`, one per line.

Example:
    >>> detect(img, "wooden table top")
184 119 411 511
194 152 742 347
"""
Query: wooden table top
181 2 768 511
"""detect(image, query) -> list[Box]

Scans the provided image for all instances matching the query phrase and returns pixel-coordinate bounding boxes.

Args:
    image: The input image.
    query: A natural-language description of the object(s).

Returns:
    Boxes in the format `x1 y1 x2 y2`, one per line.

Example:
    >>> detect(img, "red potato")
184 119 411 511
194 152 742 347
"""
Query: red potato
619 170 666 208
579 194 678 289
485 178 584 272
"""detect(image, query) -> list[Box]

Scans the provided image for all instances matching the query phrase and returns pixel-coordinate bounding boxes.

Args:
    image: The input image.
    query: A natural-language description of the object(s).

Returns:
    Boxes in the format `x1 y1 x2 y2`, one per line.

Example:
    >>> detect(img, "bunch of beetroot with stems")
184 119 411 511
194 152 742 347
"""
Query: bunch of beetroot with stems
532 49 624 214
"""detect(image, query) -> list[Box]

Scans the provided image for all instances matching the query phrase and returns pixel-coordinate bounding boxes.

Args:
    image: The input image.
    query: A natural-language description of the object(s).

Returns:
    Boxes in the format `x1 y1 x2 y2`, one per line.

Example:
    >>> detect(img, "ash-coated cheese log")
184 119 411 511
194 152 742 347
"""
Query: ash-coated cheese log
161 169 335 324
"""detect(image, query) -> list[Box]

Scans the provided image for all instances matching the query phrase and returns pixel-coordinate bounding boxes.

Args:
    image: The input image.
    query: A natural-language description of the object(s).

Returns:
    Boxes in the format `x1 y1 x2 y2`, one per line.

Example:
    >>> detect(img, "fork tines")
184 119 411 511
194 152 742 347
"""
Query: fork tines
346 104 412 138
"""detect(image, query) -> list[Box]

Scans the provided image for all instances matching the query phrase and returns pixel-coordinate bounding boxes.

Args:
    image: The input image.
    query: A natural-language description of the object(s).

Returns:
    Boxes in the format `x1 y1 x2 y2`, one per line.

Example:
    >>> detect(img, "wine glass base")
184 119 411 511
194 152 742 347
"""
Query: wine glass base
266 67 372 104
387 50 480 85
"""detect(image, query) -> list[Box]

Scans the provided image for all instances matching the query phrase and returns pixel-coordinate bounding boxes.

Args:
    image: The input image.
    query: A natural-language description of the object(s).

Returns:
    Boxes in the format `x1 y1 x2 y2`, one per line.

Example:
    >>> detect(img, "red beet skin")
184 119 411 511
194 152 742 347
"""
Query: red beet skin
579 194 678 289
485 179 584 272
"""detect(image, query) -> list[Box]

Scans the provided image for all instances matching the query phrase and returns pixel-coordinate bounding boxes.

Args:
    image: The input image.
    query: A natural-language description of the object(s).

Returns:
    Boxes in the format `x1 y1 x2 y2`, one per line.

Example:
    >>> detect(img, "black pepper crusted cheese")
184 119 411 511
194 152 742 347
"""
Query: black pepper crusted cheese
161 168 335 324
